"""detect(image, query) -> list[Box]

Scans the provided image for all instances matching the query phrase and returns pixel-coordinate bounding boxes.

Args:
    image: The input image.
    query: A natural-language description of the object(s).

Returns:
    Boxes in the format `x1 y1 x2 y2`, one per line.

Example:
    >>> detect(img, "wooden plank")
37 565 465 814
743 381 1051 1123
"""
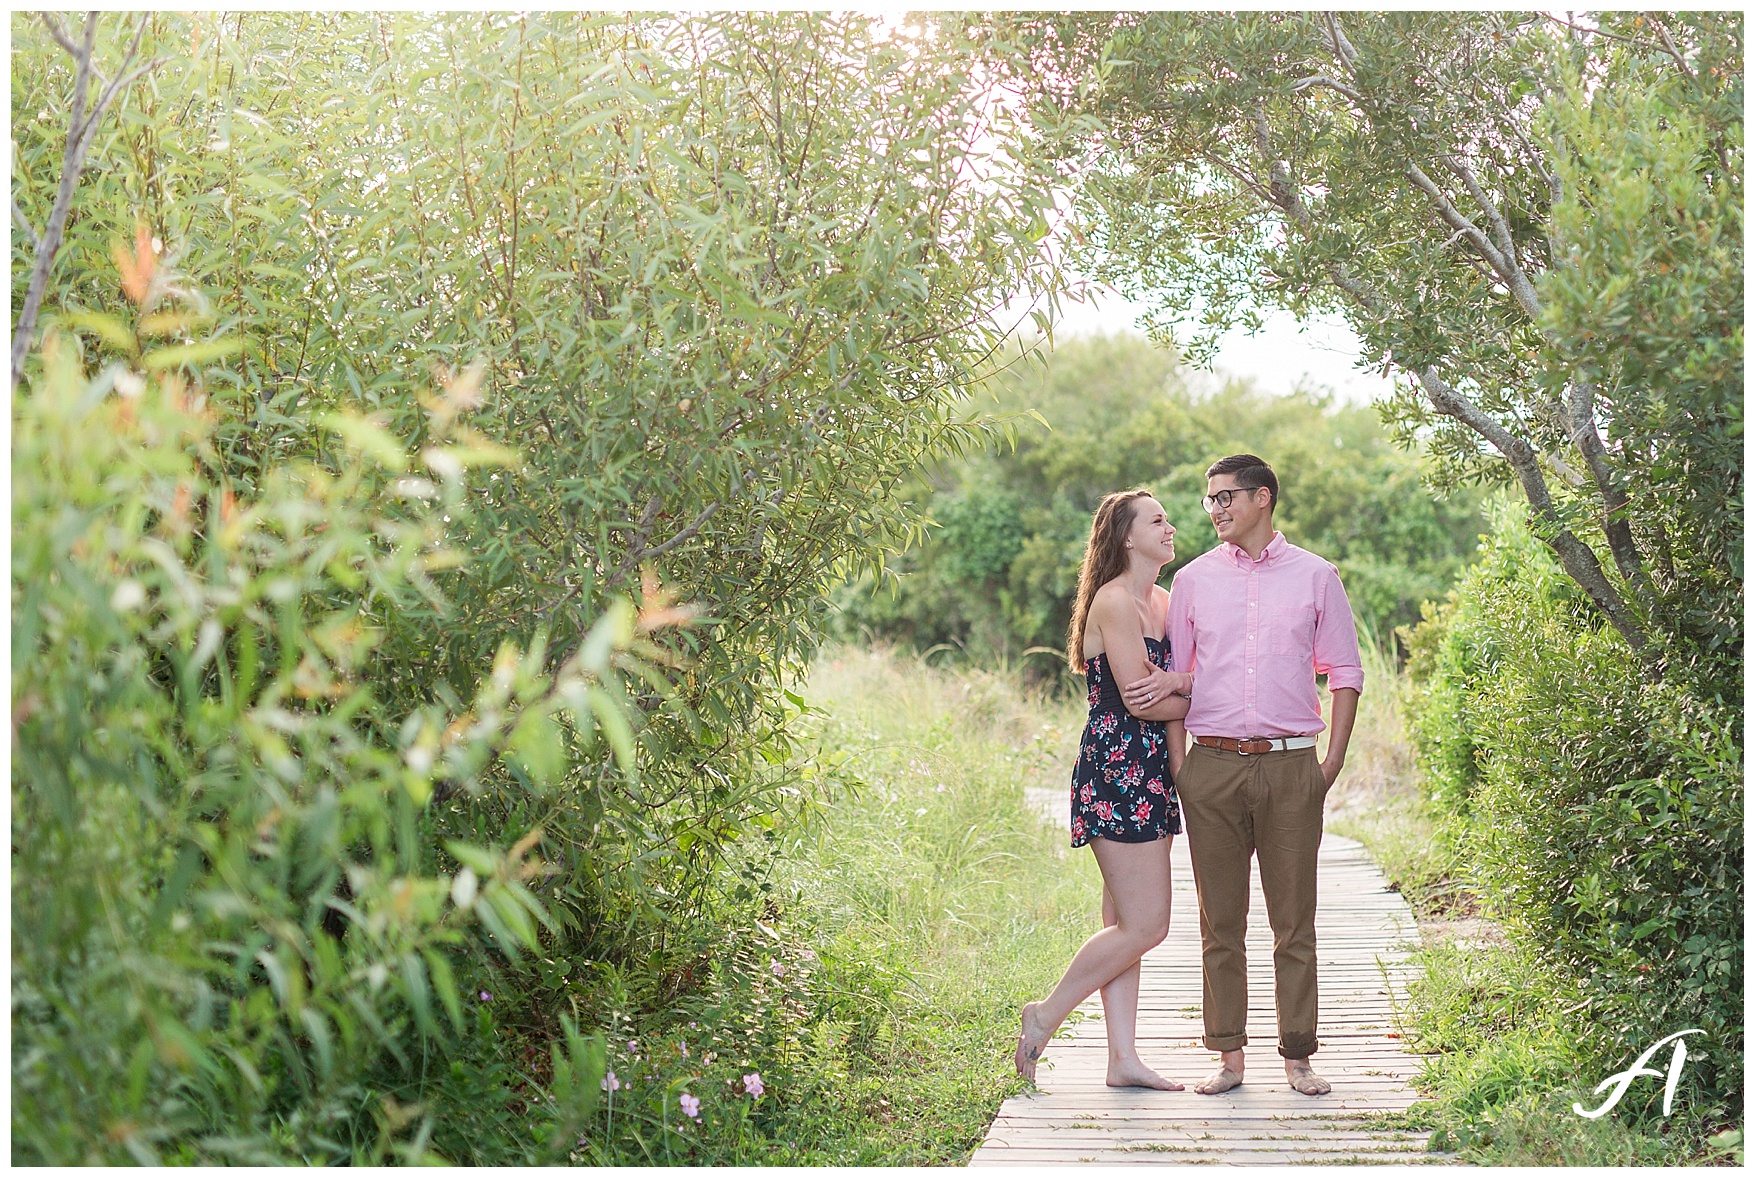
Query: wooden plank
969 833 1450 1167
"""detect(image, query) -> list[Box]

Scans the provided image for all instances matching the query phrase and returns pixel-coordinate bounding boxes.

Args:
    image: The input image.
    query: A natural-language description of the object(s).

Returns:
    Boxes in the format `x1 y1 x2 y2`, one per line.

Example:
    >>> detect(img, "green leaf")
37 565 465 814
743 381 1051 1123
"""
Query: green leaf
504 708 566 790
59 310 138 354
422 947 466 1036
142 337 245 370
587 687 637 776
316 411 410 471
444 841 502 876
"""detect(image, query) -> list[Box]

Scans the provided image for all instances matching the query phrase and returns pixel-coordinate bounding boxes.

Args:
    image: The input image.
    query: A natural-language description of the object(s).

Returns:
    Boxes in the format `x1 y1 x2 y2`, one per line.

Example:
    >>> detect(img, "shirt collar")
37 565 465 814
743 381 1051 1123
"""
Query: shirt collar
1223 530 1287 567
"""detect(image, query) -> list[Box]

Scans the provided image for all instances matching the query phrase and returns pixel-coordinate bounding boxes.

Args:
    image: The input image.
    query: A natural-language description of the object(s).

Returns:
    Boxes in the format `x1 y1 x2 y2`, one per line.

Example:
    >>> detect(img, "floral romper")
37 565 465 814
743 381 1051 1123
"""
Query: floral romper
1070 635 1181 847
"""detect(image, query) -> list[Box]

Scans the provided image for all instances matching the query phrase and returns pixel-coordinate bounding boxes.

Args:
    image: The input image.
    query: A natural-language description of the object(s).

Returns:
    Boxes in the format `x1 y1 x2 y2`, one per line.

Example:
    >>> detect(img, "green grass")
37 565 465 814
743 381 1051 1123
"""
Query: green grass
537 643 1105 1164
769 644 1105 1161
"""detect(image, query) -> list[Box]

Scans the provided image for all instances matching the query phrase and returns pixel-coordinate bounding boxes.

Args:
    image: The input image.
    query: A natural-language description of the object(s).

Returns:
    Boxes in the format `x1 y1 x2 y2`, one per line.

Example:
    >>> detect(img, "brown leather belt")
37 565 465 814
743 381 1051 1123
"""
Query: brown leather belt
1194 735 1318 756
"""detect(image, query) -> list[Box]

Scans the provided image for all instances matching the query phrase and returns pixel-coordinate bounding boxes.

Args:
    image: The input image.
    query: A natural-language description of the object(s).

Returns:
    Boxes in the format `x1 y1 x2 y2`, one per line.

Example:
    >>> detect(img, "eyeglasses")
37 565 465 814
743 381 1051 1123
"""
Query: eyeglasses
1200 486 1263 513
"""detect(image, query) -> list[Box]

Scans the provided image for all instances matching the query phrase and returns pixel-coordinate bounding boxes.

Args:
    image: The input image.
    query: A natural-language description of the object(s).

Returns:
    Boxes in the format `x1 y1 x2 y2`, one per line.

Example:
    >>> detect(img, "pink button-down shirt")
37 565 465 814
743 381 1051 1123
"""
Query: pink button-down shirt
1165 531 1364 738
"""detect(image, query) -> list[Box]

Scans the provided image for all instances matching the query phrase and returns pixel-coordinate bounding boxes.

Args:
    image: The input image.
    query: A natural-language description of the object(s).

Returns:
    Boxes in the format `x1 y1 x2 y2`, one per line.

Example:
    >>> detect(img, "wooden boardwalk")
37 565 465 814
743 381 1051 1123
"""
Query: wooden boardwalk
971 833 1446 1166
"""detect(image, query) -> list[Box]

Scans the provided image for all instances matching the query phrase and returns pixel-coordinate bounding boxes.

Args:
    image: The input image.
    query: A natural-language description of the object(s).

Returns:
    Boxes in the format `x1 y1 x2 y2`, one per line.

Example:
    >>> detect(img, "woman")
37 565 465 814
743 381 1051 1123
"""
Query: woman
1014 489 1193 1089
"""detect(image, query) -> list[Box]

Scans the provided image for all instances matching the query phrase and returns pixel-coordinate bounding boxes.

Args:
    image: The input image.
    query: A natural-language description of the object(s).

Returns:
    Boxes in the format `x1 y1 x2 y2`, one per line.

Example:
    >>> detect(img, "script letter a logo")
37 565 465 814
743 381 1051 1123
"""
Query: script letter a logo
1573 1030 1706 1119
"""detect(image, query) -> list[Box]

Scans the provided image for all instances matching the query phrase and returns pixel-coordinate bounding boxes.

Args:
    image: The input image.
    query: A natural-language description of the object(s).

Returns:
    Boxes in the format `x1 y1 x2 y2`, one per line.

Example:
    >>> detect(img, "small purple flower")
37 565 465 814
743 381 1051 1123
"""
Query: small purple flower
679 1092 700 1118
743 1072 765 1097
770 960 786 978
478 990 492 1002
601 1070 620 1092
680 1041 690 1058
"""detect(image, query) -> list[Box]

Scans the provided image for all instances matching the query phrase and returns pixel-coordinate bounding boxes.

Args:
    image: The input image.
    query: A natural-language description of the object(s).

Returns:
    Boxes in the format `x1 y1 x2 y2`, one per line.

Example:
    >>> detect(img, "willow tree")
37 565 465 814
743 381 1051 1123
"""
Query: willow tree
12 10 1081 947
1023 11 1741 681
11 11 1082 1161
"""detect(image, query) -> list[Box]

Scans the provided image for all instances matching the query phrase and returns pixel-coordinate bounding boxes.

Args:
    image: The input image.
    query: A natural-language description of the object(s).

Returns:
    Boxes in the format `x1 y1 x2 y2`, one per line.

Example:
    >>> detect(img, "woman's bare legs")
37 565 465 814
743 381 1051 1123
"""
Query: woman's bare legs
1097 885 1141 1057
1016 837 1178 1085
1098 844 1182 1088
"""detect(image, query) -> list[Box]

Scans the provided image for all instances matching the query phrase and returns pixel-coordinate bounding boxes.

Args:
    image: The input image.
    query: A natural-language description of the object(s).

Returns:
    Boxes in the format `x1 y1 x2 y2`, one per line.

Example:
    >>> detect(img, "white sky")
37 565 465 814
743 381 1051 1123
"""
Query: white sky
1046 280 1397 406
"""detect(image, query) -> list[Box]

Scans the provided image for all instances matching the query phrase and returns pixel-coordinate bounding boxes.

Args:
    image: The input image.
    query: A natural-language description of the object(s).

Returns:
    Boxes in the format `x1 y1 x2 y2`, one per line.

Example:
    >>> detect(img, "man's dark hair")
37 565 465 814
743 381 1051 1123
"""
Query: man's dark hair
1205 453 1279 509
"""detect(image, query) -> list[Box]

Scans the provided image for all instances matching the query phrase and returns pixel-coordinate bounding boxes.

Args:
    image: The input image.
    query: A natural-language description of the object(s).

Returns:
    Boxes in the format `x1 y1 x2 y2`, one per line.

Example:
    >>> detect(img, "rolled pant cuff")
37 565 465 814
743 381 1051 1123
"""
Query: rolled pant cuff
1277 1034 1319 1059
1204 1032 1248 1052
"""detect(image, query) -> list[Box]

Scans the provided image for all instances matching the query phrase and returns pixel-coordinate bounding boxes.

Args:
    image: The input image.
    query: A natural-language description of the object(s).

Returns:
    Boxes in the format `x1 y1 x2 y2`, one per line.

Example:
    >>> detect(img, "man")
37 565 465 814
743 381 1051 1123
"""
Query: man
1123 454 1362 1097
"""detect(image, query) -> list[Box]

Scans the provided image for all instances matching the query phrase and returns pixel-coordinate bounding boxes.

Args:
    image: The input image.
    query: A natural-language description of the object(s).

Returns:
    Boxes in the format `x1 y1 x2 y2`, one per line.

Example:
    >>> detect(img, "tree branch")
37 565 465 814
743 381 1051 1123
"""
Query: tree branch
12 13 160 388
1441 153 1517 266
1250 103 1385 317
603 495 721 591
1321 12 1361 70
626 493 663 550
1196 148 1273 205
38 11 83 58
640 503 720 561
1318 14 1548 322
87 34 157 139
11 197 40 251
1537 13 1667 55
1646 16 1697 81
1405 160 1545 319
1291 74 1363 104
1403 163 1506 269
1417 366 1651 663
1497 95 1562 208
12 13 97 387
1565 379 1658 611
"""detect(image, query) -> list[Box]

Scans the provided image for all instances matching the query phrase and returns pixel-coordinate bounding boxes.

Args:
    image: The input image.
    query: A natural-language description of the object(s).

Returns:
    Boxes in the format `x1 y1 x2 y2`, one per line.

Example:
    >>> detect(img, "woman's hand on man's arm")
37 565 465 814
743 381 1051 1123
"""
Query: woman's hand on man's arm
1121 665 1191 713
1132 692 1190 722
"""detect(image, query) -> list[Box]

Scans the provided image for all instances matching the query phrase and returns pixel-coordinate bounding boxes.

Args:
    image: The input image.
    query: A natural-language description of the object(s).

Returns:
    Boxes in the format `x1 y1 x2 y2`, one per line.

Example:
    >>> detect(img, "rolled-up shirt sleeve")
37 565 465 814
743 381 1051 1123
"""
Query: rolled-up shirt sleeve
1313 564 1364 694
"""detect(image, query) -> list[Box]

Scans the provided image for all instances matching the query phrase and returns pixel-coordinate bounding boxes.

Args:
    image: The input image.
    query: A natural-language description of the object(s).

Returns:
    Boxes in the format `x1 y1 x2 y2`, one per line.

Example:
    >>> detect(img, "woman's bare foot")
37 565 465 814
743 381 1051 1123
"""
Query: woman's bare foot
1014 1002 1053 1082
1286 1058 1331 1095
1106 1058 1184 1090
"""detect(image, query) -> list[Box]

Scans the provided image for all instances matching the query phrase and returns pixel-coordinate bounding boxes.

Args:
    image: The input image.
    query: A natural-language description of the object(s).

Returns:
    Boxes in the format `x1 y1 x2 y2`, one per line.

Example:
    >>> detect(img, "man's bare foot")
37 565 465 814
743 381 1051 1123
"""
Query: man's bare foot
1286 1058 1331 1096
1014 1002 1052 1082
1194 1048 1245 1095
1192 1066 1244 1095
1106 1059 1184 1090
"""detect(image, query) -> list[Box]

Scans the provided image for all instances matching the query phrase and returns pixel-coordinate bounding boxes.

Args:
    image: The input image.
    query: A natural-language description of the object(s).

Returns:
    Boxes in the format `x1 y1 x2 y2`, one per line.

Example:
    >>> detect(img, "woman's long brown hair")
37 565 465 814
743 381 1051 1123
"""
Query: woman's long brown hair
1066 489 1156 673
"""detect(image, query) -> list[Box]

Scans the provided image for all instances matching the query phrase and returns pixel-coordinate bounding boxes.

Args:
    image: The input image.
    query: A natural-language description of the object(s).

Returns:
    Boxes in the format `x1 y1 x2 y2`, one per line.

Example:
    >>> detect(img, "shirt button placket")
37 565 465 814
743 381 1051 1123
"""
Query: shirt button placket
1245 564 1258 724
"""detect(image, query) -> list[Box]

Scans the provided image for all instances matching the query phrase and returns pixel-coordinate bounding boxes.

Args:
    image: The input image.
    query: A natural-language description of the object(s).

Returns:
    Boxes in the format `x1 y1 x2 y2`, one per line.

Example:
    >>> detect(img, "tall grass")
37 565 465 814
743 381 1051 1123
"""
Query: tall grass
772 645 1105 1159
1326 639 1475 919
790 643 1095 949
552 643 1107 1164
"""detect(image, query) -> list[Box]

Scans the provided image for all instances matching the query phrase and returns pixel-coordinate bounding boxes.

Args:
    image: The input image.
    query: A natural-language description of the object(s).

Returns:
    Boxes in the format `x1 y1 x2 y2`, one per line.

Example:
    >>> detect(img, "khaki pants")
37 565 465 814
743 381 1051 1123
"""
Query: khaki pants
1177 743 1327 1059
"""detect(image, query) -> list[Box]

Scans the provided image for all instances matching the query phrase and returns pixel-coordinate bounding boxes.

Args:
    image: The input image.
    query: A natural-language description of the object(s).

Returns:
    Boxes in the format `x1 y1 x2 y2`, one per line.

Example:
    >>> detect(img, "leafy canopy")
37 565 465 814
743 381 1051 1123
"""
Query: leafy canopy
1009 11 1741 677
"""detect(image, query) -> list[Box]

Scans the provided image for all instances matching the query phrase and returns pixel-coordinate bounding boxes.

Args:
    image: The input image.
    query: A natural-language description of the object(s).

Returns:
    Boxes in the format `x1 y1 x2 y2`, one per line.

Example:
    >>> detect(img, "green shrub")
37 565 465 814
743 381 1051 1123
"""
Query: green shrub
10 11 1080 977
1400 494 1589 812
9 330 654 1162
1406 936 1720 1163
11 13 1095 1159
1401 500 1743 1120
